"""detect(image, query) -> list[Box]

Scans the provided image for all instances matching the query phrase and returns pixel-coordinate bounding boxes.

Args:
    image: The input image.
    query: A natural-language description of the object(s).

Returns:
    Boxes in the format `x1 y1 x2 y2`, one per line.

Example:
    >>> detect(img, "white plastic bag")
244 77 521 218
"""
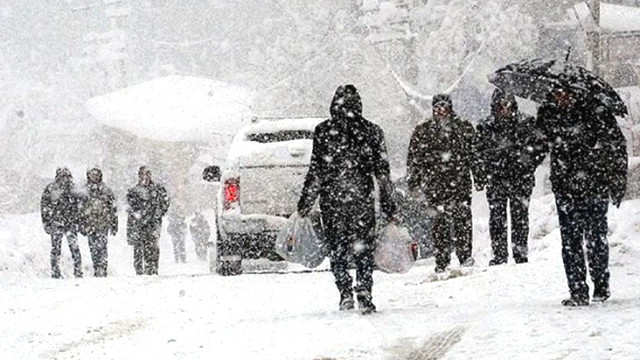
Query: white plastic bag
275 212 327 268
374 223 417 274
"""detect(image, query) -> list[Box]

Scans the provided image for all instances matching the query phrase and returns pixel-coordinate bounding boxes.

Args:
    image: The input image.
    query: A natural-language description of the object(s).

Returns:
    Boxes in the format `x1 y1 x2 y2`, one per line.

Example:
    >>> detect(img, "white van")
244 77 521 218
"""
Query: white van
203 117 325 275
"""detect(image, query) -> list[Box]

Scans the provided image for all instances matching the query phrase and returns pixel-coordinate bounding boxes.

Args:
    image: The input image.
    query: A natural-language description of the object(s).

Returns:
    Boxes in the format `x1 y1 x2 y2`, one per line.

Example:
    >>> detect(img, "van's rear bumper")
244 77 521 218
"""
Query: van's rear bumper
218 214 289 260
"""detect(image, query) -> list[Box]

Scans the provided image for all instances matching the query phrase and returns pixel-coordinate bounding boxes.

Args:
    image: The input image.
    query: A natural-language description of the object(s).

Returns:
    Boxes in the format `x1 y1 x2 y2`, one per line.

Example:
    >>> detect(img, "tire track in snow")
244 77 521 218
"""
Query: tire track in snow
386 325 466 360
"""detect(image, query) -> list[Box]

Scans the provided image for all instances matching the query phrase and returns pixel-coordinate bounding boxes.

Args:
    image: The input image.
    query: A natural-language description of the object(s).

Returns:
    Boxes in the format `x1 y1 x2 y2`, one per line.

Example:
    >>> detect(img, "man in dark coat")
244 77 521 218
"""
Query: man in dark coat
126 166 170 275
190 212 211 261
78 167 118 277
41 167 83 278
537 88 627 306
475 89 548 265
297 84 396 315
407 94 476 273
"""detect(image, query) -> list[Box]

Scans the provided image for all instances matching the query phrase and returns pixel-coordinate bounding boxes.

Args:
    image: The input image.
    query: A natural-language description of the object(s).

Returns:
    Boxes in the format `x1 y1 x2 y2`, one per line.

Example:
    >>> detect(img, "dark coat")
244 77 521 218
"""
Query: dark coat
475 95 547 197
536 100 627 202
297 86 396 226
126 181 170 244
41 169 81 234
79 182 118 235
407 113 476 205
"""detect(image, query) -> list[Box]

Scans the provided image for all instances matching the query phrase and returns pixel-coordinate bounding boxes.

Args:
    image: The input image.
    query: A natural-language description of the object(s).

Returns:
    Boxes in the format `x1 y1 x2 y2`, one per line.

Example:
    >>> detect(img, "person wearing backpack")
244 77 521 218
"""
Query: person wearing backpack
297 85 397 315
79 167 118 277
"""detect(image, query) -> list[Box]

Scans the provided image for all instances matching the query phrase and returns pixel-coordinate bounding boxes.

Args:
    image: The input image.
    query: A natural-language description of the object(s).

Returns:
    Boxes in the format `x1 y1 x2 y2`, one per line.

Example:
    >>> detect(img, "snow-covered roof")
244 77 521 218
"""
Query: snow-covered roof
573 2 640 33
86 76 253 142
242 117 325 135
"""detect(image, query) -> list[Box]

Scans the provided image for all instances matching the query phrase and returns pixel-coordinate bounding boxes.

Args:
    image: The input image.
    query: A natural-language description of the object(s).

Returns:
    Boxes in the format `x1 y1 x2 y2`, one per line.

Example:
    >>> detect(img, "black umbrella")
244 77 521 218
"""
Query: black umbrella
489 59 629 116
557 65 628 117
488 59 559 103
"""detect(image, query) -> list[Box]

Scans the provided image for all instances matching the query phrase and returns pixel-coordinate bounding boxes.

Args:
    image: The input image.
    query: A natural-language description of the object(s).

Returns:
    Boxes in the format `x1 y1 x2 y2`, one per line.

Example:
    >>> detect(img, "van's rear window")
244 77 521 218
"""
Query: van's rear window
245 130 314 143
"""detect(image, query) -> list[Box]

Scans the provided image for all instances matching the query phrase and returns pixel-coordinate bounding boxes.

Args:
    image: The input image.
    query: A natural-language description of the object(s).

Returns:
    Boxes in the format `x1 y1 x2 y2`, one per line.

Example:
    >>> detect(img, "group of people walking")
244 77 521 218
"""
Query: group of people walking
41 165 173 277
297 84 627 314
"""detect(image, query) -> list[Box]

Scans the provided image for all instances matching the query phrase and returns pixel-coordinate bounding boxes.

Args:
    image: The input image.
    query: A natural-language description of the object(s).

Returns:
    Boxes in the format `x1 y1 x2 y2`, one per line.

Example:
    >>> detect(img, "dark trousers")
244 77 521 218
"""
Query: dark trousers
432 200 472 270
51 231 82 278
323 209 376 295
133 233 160 275
172 236 186 263
88 233 108 277
488 191 530 263
555 194 610 299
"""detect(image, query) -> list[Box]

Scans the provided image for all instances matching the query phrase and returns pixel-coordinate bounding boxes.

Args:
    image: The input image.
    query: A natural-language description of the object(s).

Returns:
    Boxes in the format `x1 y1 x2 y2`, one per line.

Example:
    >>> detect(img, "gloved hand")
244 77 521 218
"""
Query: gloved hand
611 188 625 208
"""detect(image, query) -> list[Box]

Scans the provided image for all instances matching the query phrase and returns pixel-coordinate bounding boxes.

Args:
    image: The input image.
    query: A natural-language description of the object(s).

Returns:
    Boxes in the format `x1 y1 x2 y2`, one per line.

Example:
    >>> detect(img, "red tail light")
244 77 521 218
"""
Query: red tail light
224 178 240 210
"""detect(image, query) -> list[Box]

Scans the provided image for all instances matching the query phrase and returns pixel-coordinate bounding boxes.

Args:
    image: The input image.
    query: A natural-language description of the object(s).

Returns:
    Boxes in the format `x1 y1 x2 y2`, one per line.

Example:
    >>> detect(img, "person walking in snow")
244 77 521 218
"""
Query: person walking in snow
190 212 211 261
126 166 170 275
475 89 547 265
167 207 187 263
78 167 118 277
406 94 477 273
297 84 397 315
41 167 83 278
536 87 627 306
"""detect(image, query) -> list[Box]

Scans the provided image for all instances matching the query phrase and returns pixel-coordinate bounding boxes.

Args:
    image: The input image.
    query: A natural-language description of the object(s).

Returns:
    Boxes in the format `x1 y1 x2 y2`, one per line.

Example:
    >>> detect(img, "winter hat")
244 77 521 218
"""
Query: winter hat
55 167 73 183
138 166 152 178
330 84 362 119
432 94 453 109
86 167 103 184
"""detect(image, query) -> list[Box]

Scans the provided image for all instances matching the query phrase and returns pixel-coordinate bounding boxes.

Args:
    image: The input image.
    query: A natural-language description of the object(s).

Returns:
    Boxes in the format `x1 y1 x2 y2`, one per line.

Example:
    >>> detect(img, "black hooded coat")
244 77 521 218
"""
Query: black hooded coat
79 168 118 235
41 168 81 234
297 85 396 237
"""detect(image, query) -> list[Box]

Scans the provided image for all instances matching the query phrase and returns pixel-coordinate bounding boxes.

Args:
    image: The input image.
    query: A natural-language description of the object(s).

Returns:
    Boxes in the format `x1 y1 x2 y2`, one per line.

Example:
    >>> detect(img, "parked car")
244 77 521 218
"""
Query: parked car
203 117 324 276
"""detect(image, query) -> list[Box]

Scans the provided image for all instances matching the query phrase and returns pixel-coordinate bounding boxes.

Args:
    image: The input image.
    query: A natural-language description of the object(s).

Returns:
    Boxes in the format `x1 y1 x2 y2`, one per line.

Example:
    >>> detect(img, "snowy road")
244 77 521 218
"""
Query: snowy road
1 200 640 359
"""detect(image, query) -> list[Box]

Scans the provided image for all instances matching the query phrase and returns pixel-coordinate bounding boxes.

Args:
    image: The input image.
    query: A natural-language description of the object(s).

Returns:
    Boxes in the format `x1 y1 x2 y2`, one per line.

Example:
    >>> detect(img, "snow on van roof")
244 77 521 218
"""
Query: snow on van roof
243 117 326 134
86 76 252 142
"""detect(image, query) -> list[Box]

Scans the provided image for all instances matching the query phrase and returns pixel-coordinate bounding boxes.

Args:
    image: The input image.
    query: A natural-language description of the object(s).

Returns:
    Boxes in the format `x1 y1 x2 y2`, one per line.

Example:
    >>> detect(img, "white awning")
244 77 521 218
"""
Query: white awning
86 75 253 142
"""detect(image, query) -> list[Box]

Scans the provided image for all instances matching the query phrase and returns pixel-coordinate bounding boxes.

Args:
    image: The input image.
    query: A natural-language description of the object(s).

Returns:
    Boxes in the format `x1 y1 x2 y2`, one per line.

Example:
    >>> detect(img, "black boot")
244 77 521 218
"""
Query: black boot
339 288 354 311
561 295 589 307
592 285 610 303
488 258 507 266
356 290 376 315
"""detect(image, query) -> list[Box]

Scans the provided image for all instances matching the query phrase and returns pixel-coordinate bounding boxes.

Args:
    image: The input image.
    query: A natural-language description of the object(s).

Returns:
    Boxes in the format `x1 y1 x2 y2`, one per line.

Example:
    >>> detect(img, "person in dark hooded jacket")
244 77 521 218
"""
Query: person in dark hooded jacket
407 94 476 273
41 167 83 278
475 89 547 265
297 84 396 315
537 88 627 306
126 166 170 275
78 167 118 277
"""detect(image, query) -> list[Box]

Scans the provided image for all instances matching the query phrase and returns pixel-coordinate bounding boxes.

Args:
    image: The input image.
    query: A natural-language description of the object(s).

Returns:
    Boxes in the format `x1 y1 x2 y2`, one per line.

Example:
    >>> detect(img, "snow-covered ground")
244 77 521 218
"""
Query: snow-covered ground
1 195 639 359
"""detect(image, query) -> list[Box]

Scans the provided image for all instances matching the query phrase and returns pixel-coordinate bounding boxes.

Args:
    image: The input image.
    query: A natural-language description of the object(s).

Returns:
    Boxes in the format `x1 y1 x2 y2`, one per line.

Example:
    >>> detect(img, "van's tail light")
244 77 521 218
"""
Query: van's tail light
223 178 240 210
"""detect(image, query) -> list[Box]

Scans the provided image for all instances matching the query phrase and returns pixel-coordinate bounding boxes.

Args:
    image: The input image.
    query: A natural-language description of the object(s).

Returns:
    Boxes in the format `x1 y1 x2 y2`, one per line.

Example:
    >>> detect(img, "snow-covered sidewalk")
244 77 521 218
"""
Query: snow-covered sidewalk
1 200 639 359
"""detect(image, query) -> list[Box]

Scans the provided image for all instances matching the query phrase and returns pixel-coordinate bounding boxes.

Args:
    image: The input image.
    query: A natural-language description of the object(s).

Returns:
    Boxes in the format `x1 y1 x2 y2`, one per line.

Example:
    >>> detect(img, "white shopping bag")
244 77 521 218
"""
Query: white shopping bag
275 212 327 268
374 223 417 274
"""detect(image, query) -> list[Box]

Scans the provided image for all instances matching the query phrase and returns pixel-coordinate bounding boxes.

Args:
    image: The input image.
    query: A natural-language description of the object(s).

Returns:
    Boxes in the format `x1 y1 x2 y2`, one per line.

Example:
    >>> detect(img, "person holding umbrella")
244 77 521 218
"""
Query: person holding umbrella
536 85 627 306
475 89 547 266
490 59 628 306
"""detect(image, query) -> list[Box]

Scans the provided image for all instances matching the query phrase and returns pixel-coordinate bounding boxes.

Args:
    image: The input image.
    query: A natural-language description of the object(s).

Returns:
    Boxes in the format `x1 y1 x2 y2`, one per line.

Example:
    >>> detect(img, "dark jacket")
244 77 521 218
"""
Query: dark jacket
79 169 118 235
536 100 627 202
297 85 396 223
126 181 170 244
407 113 476 205
41 168 81 234
475 92 547 196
